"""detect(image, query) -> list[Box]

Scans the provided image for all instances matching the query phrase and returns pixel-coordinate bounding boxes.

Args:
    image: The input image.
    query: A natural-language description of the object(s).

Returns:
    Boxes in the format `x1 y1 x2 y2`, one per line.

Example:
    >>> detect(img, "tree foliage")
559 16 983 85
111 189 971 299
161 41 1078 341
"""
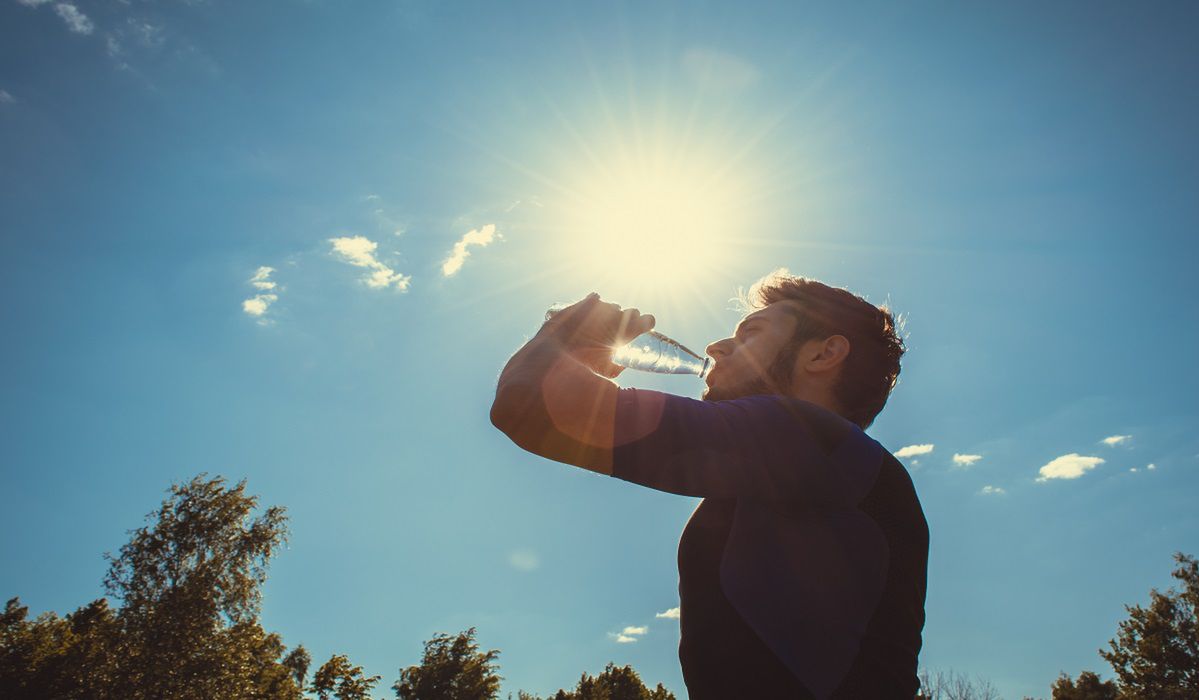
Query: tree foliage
1 473 692 700
1050 670 1119 699
394 627 502 699
1099 552 1199 699
0 475 312 700
313 653 382 700
521 663 676 700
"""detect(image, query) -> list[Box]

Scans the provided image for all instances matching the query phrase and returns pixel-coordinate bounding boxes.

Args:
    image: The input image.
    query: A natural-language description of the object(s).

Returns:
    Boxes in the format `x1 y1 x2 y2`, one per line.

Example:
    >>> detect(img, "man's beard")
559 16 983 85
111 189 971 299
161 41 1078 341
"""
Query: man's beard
702 344 798 402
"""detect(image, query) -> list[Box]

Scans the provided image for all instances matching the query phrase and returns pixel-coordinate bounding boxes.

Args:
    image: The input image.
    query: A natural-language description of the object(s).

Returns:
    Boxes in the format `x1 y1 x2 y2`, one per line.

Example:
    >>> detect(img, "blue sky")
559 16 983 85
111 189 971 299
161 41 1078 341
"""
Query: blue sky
2 1 1198 697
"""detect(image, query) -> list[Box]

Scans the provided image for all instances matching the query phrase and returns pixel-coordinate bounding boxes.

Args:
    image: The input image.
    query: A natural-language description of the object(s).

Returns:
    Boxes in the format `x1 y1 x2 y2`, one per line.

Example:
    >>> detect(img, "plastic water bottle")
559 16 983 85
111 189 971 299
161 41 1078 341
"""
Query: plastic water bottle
611 330 710 377
546 303 710 378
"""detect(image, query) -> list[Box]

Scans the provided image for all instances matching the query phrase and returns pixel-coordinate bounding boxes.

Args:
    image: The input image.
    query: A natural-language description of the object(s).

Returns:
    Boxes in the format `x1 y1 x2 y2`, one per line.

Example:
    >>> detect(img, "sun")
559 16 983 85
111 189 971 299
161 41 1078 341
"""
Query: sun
552 142 756 298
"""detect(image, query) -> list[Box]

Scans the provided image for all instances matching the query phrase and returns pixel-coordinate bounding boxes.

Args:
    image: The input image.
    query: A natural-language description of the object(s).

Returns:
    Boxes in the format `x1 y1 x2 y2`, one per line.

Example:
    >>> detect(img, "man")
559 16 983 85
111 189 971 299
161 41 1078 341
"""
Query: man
490 271 928 699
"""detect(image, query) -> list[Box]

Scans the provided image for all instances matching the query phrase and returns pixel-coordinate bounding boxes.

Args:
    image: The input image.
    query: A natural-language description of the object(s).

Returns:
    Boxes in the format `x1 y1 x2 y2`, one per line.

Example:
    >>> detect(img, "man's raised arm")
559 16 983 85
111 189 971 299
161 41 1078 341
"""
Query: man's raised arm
489 294 655 475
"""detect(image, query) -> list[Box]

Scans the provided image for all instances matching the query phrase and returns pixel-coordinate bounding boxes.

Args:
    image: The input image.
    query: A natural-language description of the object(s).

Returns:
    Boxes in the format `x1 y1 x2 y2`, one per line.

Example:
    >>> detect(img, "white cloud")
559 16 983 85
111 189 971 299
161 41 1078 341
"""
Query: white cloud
610 625 648 643
1036 453 1105 482
1102 435 1132 447
329 235 411 291
507 548 539 572
952 453 983 468
655 607 680 620
1129 467 1138 473
1147 463 1156 470
54 3 93 34
895 444 935 458
242 267 280 322
14 0 93 36
681 48 761 92
441 223 499 277
0 90 14 104
250 266 277 291
242 294 277 318
979 485 1006 496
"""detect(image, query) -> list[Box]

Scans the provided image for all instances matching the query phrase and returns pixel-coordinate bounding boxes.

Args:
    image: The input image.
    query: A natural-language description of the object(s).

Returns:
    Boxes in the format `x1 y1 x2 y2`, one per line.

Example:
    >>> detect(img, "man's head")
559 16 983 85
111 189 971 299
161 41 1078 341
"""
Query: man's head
702 270 905 429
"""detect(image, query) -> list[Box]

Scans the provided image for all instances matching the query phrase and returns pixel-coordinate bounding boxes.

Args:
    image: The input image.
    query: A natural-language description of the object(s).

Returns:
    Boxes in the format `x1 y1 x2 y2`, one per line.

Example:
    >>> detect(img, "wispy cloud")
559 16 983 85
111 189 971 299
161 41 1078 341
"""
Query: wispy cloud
1130 463 1158 474
952 453 983 468
0 89 13 105
242 266 279 324
329 235 411 291
895 444 935 459
1036 453 1105 482
1102 435 1132 447
507 548 539 572
15 0 94 35
250 266 277 291
979 485 1006 496
610 625 648 644
655 607 680 620
54 3 94 35
441 224 499 277
106 17 166 62
681 48 761 92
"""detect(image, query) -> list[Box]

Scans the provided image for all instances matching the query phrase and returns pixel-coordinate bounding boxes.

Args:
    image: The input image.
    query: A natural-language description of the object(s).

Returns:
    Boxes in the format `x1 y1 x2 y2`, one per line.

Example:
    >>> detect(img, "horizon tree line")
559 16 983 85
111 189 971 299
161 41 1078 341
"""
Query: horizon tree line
1 474 1194 698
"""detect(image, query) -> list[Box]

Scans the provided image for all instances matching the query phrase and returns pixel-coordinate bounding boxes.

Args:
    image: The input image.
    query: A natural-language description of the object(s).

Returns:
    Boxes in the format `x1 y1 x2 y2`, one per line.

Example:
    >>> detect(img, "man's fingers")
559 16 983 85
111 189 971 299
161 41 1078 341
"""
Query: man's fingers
547 293 655 349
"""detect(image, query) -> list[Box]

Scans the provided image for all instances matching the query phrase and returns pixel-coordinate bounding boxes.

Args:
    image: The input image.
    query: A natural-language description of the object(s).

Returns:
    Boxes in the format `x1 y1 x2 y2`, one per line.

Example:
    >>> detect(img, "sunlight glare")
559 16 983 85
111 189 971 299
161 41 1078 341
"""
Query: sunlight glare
557 146 754 296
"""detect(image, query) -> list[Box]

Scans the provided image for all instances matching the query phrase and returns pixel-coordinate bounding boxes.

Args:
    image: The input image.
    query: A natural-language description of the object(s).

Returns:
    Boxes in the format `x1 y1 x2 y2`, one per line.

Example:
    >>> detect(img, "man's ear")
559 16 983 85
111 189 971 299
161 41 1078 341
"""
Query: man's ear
806 335 851 373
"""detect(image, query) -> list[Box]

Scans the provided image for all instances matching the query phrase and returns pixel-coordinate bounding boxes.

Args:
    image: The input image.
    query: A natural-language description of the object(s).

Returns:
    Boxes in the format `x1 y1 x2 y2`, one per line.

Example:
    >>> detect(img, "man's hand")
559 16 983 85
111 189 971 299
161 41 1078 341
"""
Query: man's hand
539 293 655 378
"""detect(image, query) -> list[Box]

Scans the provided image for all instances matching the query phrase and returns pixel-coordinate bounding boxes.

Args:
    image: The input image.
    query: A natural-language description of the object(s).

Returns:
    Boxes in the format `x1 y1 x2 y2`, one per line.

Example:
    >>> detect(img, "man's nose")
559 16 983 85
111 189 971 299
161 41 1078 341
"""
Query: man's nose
706 337 733 359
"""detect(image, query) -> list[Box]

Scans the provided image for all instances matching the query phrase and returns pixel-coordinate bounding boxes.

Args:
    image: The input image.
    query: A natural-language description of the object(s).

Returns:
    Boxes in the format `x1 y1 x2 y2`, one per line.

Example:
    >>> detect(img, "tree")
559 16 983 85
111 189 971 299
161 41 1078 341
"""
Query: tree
0 474 317 700
1099 552 1199 699
1050 670 1119 699
916 668 1001 700
522 663 676 700
284 645 312 689
394 627 502 699
313 653 382 700
99 474 298 699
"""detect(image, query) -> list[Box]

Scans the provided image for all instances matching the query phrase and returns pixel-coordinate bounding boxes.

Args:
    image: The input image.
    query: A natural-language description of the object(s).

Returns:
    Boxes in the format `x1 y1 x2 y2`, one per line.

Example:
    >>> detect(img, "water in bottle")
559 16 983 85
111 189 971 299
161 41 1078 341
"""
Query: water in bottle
611 331 709 377
545 303 710 378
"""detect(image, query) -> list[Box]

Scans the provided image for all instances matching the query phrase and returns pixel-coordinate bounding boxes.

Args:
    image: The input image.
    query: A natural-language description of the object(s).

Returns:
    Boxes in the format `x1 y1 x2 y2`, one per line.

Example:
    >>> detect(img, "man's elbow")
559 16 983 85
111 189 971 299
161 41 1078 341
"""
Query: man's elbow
489 392 516 436
490 382 540 442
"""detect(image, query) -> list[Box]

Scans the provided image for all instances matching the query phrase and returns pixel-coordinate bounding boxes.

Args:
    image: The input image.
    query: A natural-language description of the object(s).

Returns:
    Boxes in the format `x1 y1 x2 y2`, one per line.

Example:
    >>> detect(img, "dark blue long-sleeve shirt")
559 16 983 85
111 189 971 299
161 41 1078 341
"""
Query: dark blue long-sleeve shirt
612 390 929 699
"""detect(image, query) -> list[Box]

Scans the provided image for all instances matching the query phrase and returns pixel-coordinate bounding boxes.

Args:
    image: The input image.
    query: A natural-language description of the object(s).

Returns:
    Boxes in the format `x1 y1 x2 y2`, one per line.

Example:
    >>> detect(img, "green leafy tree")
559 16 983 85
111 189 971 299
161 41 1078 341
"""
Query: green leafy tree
1099 552 1199 699
522 663 676 700
284 645 313 688
394 627 502 699
313 653 382 700
1050 670 1119 699
0 474 315 700
0 596 130 699
99 474 297 699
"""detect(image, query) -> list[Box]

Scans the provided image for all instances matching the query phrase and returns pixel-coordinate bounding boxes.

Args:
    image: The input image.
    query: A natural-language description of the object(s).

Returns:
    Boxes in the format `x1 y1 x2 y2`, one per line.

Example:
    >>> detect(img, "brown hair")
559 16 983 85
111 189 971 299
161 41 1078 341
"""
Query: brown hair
741 269 906 429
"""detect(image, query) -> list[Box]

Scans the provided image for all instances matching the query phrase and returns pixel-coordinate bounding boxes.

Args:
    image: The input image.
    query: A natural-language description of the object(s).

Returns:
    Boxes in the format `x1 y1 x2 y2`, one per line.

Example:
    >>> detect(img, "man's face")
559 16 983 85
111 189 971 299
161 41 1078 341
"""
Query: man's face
702 301 804 402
